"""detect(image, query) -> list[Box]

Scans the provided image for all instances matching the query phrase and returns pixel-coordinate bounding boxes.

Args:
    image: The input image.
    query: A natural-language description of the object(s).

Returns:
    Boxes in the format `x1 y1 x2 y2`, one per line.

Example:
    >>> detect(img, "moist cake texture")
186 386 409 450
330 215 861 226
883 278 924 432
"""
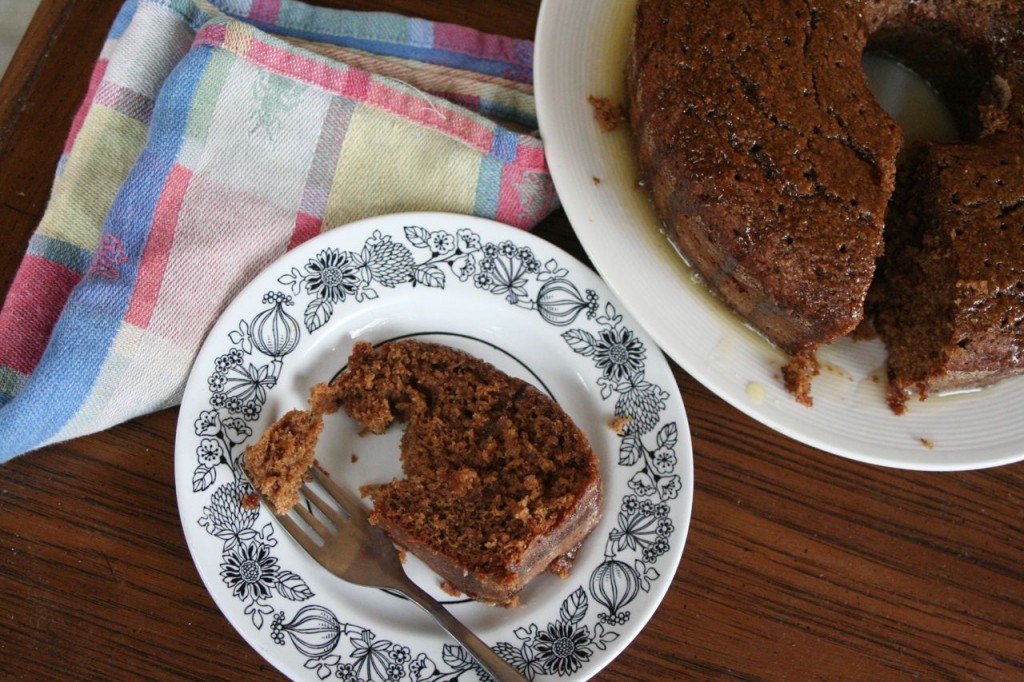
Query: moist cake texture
314 340 603 606
873 138 1024 412
628 0 1024 409
243 409 323 515
628 0 903 361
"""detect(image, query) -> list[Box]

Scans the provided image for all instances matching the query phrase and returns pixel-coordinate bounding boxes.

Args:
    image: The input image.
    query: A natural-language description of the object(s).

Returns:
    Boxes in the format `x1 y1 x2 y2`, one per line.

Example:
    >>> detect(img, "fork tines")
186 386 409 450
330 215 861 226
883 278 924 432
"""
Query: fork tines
309 467 370 527
275 467 368 553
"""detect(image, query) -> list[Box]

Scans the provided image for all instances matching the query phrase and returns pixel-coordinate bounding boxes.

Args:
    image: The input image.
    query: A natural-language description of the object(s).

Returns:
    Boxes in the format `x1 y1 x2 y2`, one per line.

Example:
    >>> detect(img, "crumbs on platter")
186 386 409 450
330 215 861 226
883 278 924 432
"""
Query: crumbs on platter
587 94 624 132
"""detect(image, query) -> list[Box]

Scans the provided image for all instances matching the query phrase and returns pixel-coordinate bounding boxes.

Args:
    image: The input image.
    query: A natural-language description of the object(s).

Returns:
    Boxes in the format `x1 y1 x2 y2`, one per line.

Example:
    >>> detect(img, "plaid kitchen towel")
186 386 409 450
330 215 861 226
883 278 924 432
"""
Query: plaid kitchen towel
0 0 556 460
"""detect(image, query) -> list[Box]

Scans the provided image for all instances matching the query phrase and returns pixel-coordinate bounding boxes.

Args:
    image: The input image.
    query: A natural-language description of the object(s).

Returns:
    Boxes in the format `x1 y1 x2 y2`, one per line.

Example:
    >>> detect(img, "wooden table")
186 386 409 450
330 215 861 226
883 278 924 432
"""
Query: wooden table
1 1 1021 679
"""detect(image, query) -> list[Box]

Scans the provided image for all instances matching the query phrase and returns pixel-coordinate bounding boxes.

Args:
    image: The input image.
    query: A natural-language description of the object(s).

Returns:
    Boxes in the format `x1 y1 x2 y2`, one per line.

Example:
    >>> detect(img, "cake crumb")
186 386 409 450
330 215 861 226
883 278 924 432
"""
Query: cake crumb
241 492 260 510
887 384 909 415
244 409 324 515
440 581 463 598
587 94 624 132
781 352 820 407
351 453 359 463
608 415 633 435
451 467 480 496
920 437 935 450
593 176 602 185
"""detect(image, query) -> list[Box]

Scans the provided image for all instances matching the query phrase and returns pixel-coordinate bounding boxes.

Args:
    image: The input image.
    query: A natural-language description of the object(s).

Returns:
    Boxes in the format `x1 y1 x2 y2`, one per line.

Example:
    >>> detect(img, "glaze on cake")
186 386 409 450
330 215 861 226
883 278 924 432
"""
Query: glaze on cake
627 0 1024 409
873 137 1024 412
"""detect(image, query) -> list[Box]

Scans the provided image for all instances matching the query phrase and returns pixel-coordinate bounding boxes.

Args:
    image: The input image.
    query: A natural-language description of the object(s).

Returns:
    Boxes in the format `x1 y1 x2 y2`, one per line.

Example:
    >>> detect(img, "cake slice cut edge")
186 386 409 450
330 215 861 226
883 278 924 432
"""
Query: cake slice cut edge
243 340 604 607
332 340 604 607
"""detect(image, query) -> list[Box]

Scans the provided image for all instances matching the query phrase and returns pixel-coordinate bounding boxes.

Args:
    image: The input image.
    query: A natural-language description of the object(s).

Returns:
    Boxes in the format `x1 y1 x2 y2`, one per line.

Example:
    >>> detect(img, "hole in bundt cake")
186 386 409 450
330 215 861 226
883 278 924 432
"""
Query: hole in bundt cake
862 53 958 143
864 18 1001 142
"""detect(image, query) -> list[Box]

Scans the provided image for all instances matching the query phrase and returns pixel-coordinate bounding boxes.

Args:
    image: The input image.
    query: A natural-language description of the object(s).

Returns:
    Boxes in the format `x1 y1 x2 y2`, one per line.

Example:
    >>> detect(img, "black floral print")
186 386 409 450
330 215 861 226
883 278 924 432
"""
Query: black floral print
185 222 687 679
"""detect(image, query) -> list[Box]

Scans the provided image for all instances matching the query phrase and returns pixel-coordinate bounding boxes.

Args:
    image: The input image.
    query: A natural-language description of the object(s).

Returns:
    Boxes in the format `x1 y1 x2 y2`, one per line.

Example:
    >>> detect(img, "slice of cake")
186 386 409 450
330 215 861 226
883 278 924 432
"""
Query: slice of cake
872 136 1024 413
243 409 324 514
316 340 603 606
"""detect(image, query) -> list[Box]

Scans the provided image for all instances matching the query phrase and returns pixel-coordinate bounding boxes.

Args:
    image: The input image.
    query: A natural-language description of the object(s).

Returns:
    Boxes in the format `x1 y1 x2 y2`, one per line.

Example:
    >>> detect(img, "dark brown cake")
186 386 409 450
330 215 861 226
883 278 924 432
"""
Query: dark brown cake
244 409 323 514
873 136 1024 412
318 340 602 606
627 0 1024 409
628 0 902 360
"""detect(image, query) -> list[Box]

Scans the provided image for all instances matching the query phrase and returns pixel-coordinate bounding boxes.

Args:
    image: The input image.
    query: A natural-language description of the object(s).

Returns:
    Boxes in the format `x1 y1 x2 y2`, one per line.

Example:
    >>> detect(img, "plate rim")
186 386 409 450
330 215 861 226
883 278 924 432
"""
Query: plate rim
174 210 694 680
534 0 1024 473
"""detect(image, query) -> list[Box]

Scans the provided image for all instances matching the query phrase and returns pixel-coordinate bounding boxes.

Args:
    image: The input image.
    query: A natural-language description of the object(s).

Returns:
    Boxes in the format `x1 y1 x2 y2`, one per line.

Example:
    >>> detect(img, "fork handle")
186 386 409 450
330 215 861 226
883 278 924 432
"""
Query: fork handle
399 578 528 682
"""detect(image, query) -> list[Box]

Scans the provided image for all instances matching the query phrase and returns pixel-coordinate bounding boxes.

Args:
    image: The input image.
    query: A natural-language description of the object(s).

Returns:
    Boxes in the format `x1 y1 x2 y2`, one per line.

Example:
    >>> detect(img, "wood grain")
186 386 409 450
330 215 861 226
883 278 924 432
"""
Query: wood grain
0 1 1022 680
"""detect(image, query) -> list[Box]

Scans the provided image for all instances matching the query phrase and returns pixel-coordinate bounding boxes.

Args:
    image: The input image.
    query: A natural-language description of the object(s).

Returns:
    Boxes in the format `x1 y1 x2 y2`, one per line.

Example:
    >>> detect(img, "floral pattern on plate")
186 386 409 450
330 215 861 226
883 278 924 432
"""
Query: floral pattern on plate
177 214 692 681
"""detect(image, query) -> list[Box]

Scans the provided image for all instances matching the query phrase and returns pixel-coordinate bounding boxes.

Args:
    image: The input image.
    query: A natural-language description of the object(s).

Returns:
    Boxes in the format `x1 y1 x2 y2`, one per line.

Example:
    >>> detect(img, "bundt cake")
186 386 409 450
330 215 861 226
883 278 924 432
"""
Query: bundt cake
627 0 1024 409
312 340 603 606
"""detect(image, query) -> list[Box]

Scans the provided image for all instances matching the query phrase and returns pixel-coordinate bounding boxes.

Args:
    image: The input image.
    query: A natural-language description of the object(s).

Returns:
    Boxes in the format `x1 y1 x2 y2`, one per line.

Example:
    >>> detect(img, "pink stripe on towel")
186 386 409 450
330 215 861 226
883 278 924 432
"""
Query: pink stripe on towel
125 164 193 328
0 256 82 374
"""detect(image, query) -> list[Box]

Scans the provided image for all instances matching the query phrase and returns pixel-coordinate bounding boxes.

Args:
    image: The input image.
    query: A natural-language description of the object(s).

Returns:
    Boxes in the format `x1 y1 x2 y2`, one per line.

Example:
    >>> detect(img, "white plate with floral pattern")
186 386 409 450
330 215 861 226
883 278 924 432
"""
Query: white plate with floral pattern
174 212 693 681
534 0 1024 471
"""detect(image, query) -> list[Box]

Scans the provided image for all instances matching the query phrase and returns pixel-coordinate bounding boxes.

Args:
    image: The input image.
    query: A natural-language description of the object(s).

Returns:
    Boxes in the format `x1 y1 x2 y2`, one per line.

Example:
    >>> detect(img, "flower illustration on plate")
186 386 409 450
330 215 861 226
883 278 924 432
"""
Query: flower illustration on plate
427 230 455 254
534 620 593 676
349 630 395 681
280 248 364 333
222 363 275 410
334 662 358 681
652 445 677 474
357 231 416 287
496 588 616 679
613 498 673 562
197 437 224 466
475 240 542 306
590 492 671 626
616 421 683 504
279 235 424 332
614 373 670 436
205 291 301 422
221 416 253 445
448 228 482 281
208 372 227 392
455 228 481 251
593 327 646 382
199 481 261 550
221 541 281 601
494 640 544 681
562 303 662 429
186 222 684 680
194 409 221 436
305 248 361 303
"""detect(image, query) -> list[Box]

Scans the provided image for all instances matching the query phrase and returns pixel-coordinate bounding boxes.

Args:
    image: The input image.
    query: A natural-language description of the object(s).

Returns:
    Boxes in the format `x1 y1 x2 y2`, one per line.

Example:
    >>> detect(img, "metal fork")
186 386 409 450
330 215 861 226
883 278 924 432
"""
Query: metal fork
273 467 527 682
